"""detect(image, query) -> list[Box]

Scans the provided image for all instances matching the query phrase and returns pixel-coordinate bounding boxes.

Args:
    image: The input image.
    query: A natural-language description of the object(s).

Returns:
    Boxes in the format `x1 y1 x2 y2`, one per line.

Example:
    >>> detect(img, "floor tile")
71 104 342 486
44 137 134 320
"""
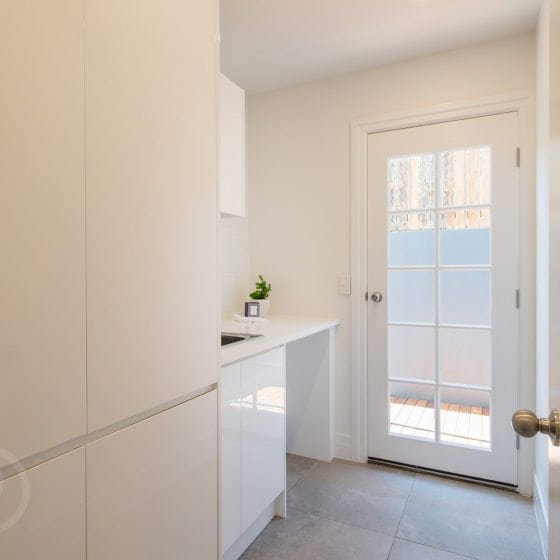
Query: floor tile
240 509 393 560
397 476 543 560
389 539 474 560
286 454 317 491
287 460 414 536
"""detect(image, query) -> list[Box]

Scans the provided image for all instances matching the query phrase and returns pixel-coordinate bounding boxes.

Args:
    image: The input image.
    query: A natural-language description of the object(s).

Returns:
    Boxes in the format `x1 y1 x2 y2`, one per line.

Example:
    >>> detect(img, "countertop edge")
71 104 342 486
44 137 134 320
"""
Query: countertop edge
220 316 340 367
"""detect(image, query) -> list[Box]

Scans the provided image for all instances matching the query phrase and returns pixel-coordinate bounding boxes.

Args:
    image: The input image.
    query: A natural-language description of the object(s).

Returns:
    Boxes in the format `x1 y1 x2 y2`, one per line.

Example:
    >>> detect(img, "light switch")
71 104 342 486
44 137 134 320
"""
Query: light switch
338 274 351 295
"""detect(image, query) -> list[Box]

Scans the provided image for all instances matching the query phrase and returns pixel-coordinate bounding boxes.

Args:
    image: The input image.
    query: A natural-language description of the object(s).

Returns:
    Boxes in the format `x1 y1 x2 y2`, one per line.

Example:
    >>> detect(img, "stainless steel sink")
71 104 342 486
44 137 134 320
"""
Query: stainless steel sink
221 332 263 347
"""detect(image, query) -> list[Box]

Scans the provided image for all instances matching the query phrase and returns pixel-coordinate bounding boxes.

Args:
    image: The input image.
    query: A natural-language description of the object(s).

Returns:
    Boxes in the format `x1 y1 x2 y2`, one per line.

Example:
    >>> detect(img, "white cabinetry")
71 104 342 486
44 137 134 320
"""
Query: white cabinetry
0 450 86 560
0 0 86 466
220 74 245 217
85 0 219 430
220 347 286 558
87 392 218 560
241 348 286 529
221 362 243 552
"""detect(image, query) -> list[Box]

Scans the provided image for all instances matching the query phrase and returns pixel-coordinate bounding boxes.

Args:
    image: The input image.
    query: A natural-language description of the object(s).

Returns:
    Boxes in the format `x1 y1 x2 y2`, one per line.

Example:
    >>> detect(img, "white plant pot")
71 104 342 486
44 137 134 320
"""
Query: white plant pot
253 298 270 318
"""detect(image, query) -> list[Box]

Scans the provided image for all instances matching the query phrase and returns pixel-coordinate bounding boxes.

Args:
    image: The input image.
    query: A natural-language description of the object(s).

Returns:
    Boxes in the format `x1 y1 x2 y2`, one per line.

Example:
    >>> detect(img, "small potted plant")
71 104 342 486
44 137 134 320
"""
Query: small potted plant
249 274 272 318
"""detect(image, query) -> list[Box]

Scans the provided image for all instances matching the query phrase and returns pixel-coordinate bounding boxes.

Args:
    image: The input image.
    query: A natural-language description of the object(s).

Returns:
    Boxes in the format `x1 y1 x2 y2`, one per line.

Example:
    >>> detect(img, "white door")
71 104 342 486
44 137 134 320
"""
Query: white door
367 113 520 485
547 3 560 557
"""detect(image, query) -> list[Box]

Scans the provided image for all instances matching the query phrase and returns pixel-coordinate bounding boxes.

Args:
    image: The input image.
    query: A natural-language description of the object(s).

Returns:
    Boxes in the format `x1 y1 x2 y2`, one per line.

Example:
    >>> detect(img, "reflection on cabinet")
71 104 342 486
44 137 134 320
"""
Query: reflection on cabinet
0 0 87 466
87 392 218 560
241 348 286 529
220 347 286 559
0 450 86 560
220 74 245 217
221 362 243 552
85 0 219 430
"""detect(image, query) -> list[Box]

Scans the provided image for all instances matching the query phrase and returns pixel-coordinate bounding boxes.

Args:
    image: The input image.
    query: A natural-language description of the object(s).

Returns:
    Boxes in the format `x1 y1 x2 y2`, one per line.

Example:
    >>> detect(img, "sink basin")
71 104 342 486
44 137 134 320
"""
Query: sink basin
221 332 263 347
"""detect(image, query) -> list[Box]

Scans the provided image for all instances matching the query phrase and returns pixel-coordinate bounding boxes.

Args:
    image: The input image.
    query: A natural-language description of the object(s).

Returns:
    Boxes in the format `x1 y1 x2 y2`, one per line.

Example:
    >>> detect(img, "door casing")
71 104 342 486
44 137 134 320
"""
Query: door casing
350 91 536 495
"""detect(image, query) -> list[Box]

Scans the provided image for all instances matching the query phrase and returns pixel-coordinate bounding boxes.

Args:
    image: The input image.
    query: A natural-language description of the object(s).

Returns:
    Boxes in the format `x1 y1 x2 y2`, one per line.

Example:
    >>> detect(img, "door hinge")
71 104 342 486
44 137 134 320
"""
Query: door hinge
516 147 521 168
516 289 521 309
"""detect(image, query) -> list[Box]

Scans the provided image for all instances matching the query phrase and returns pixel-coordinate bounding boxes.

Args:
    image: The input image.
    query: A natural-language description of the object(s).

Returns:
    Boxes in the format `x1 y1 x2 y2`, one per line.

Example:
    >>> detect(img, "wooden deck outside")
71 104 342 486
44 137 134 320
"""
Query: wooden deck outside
389 396 490 448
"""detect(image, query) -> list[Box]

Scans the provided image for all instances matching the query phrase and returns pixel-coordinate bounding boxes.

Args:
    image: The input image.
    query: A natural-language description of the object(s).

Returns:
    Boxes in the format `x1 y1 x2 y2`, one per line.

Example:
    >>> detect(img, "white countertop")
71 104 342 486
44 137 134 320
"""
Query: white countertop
221 315 340 366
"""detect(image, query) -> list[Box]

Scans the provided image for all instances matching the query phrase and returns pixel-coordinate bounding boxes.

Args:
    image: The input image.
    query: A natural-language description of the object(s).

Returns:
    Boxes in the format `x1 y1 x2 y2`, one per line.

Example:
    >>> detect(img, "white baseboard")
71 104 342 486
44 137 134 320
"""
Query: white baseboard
533 473 548 559
335 433 353 461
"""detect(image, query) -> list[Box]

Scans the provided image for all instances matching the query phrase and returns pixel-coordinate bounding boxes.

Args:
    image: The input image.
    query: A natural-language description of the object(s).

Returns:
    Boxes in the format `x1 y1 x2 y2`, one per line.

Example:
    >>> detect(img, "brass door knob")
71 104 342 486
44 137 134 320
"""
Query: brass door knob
512 409 560 446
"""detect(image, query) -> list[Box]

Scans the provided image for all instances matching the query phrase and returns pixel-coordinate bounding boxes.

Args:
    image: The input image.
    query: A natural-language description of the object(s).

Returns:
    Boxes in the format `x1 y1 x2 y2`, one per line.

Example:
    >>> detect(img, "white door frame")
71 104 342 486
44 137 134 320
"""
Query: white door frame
350 91 536 495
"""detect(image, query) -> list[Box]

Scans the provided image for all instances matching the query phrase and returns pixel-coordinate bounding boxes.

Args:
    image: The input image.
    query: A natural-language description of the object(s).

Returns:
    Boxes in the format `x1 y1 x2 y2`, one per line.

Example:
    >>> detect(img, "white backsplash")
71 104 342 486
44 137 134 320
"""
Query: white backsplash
220 217 251 319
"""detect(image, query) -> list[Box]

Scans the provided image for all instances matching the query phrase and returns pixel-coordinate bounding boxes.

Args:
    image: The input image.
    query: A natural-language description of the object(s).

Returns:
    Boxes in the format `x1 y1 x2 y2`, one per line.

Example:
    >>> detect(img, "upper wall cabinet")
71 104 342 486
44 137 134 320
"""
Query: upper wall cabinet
85 0 220 431
220 74 246 217
0 0 87 466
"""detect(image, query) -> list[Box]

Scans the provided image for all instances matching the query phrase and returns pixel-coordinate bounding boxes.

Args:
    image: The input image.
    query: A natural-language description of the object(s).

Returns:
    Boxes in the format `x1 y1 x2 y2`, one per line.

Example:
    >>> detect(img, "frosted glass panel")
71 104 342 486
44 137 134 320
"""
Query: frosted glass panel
389 270 435 324
390 382 435 440
439 328 491 387
388 153 435 211
440 270 490 326
441 146 491 207
389 212 435 266
440 388 490 449
440 208 490 266
388 326 435 381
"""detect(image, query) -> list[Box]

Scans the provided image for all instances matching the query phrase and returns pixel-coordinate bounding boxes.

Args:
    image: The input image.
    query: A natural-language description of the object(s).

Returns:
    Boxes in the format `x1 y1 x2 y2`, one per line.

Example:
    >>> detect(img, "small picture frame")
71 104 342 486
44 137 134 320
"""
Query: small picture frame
244 301 260 318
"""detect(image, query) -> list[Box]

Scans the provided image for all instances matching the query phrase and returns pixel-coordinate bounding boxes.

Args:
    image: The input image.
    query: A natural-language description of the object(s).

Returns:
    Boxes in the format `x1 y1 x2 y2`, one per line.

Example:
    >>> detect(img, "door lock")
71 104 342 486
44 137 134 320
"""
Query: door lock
512 409 560 446
371 292 383 303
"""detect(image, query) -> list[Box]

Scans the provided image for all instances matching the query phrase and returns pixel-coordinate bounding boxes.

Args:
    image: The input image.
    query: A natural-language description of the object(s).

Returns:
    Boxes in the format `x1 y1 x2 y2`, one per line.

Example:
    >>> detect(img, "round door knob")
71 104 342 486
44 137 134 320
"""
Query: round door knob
371 292 383 303
511 409 539 438
512 408 560 446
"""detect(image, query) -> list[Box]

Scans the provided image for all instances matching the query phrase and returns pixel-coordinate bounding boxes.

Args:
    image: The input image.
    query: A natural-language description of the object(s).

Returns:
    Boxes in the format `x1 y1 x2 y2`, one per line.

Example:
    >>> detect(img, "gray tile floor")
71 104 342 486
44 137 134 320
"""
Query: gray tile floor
241 455 543 560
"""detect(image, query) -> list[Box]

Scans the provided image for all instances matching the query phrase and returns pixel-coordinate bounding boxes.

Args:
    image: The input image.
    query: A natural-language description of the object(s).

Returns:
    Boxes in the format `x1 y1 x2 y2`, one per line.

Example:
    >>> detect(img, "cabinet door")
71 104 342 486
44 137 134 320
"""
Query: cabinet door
85 0 219 431
241 348 286 530
220 74 245 217
87 391 218 560
0 0 86 465
220 363 242 552
0 449 86 560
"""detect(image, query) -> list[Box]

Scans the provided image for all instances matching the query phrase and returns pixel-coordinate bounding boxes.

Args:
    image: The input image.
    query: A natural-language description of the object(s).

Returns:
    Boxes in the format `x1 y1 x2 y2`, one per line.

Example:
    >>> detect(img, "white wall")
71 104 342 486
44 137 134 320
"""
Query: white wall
221 217 251 318
534 2 550 554
247 33 536 454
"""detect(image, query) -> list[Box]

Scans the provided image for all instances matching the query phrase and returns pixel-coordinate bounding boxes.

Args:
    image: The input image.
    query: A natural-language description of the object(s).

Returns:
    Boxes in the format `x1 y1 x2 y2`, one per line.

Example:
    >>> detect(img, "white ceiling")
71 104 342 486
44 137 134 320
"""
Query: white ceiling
220 0 541 93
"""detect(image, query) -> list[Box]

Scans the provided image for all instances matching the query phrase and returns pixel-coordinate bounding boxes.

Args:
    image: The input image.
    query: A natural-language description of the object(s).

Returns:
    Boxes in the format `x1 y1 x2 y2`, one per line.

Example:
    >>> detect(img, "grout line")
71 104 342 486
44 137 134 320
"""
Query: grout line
288 505 398 540
393 472 416 539
394 536 479 560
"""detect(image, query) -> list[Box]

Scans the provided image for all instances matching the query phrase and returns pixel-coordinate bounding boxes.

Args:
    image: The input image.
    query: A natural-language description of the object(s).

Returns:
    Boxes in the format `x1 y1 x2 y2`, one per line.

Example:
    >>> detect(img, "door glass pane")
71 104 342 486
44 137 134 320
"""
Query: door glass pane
388 153 435 211
439 328 491 387
388 326 436 381
389 270 435 324
440 208 490 266
389 212 435 266
390 382 435 440
439 388 490 449
440 146 491 207
389 326 435 381
440 270 490 326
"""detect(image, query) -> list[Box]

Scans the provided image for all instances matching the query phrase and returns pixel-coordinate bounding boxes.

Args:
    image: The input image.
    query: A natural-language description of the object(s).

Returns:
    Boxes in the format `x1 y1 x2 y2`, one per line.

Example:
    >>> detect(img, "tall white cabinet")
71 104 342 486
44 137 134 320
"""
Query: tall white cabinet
0 0 87 468
85 0 220 431
0 1 220 558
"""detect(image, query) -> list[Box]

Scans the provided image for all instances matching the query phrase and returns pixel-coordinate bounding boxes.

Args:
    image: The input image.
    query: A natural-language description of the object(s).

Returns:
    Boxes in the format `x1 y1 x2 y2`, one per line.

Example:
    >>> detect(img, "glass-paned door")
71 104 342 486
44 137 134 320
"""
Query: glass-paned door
367 113 519 485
